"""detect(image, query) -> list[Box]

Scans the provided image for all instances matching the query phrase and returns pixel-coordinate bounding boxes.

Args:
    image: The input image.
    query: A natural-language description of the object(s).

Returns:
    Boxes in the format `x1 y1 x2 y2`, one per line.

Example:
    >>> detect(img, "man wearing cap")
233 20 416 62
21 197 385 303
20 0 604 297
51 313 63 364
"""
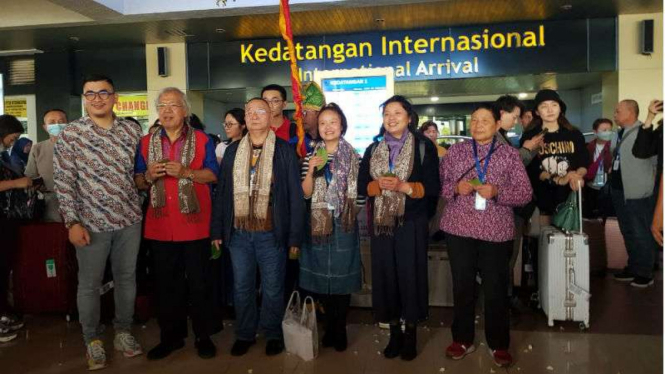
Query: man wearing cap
301 82 326 155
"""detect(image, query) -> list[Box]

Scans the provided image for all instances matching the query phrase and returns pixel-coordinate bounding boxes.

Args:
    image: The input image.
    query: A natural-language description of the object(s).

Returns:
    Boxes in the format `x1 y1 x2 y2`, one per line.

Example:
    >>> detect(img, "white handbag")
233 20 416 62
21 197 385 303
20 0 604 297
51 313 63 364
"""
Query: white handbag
282 291 319 361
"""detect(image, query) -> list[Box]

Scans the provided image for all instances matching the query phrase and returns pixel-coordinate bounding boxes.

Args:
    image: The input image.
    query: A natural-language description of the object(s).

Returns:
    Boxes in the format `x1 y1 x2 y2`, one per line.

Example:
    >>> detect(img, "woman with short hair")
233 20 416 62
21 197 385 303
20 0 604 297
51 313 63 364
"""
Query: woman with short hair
440 103 532 367
298 103 362 352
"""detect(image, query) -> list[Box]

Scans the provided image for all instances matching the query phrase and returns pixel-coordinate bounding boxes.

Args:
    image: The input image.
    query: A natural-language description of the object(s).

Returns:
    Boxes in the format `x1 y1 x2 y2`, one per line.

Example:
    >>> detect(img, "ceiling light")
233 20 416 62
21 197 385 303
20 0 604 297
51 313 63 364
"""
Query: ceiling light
0 49 43 57
69 36 79 42
215 28 226 33
518 93 528 99
561 4 572 10
430 96 439 102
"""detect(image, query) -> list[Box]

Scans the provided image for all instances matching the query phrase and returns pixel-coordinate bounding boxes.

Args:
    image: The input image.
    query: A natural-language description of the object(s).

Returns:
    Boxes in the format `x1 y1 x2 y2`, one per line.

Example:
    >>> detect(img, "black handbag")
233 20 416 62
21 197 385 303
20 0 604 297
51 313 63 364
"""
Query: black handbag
0 161 45 221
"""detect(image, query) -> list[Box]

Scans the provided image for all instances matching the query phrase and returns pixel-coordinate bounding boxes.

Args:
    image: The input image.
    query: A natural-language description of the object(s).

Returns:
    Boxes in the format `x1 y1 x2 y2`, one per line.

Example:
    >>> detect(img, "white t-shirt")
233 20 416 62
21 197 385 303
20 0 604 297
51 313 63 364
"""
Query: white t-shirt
215 142 228 164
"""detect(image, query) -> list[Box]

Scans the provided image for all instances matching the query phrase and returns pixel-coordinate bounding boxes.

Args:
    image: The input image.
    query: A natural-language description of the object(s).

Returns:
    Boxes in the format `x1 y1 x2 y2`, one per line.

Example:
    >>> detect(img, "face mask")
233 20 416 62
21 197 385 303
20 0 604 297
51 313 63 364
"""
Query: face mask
47 123 67 137
597 130 613 141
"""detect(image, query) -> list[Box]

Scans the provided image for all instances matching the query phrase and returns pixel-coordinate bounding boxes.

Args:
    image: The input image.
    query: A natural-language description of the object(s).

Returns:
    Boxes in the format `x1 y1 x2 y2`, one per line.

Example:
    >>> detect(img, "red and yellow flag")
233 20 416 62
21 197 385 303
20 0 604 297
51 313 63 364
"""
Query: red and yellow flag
279 0 305 157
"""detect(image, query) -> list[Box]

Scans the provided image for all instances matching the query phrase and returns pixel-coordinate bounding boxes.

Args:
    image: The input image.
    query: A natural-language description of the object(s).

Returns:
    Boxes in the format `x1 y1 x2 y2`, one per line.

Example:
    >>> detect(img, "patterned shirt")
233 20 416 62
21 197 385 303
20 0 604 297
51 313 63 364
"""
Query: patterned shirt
54 116 143 232
440 139 532 242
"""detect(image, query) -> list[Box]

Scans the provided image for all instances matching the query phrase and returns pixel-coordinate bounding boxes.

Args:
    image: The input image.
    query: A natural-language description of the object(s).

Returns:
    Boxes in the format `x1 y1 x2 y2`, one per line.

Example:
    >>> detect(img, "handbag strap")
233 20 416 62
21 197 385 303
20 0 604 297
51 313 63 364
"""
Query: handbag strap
577 180 583 233
286 290 301 313
300 296 315 324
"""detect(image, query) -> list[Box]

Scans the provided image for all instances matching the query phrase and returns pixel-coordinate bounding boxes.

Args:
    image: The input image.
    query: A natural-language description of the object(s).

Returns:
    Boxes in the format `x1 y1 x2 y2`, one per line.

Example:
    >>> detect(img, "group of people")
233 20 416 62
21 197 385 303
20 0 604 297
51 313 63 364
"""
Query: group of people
0 73 661 371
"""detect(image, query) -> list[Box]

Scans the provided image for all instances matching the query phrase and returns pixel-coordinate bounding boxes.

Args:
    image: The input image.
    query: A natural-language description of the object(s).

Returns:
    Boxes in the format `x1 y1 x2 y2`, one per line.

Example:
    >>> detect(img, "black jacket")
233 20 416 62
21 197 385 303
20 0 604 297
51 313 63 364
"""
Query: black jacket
210 138 305 248
358 132 441 219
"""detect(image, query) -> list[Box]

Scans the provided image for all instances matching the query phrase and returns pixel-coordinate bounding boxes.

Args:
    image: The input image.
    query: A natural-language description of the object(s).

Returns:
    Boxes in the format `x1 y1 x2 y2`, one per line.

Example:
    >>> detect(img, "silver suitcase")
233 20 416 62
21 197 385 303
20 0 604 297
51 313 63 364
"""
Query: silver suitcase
538 186 591 329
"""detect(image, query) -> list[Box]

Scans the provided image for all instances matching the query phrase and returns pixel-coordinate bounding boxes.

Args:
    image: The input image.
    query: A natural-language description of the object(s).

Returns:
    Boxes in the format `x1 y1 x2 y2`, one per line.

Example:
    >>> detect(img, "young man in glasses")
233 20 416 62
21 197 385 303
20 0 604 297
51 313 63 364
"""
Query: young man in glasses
54 74 144 371
261 84 305 155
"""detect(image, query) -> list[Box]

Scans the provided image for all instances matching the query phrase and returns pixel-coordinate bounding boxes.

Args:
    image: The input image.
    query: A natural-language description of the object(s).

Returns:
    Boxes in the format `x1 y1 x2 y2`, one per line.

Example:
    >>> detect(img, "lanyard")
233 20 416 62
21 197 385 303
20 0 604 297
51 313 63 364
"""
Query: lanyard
472 136 497 184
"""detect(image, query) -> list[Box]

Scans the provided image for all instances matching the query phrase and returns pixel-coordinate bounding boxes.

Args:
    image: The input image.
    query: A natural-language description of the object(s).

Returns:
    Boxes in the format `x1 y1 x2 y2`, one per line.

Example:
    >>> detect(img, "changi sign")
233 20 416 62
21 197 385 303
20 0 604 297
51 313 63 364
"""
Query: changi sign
189 19 615 89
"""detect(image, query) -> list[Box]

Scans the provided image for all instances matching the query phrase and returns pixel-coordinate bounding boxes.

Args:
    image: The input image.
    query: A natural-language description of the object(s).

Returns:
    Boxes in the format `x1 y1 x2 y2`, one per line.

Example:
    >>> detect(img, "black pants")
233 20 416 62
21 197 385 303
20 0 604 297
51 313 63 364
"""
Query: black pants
152 239 215 343
0 219 16 313
319 294 350 331
446 234 512 350
371 215 429 324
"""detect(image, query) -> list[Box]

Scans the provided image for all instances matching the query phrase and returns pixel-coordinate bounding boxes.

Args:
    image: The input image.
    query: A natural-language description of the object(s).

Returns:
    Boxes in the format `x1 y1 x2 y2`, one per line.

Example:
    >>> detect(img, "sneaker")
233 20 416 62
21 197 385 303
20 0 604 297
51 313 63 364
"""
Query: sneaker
231 339 256 356
445 342 476 360
614 271 635 282
0 324 18 343
630 276 655 288
86 340 107 371
0 314 24 331
489 349 513 367
113 332 143 358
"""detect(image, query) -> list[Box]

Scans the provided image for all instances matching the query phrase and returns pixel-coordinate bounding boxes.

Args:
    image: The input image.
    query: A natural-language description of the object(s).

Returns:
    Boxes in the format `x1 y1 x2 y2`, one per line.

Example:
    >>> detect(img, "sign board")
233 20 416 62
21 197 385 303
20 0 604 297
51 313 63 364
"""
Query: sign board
314 67 394 154
3 95 37 140
114 94 149 117
190 18 616 90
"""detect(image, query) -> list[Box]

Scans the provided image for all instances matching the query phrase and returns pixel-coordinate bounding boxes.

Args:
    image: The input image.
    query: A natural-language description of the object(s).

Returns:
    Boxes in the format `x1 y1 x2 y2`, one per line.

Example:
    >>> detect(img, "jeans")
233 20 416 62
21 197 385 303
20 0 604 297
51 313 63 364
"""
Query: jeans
75 223 141 344
446 234 512 350
228 230 286 341
611 188 658 278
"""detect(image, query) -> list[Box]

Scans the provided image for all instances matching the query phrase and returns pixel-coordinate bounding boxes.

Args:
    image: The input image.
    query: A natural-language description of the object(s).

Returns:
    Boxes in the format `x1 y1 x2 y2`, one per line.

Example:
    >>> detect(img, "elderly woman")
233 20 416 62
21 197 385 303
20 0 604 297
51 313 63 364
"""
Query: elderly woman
211 98 304 357
440 103 532 368
358 95 440 361
134 88 219 360
0 114 32 342
298 103 362 352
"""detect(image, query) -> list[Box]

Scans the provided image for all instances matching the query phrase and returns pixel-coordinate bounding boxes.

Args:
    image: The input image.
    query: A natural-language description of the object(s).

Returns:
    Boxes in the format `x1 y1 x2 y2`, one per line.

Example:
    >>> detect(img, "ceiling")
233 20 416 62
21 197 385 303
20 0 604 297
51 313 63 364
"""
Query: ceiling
0 0 661 51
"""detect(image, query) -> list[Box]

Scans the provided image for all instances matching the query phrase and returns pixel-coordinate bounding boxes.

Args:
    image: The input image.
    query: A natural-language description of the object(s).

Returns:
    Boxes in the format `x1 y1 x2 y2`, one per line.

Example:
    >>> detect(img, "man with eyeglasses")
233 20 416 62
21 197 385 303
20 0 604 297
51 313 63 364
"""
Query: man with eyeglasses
261 84 301 154
54 74 144 371
211 97 304 357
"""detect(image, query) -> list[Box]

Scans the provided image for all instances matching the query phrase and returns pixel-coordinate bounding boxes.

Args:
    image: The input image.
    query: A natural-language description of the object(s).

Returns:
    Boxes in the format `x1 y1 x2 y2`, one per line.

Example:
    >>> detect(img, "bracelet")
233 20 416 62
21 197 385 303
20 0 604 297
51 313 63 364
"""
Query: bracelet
144 173 154 185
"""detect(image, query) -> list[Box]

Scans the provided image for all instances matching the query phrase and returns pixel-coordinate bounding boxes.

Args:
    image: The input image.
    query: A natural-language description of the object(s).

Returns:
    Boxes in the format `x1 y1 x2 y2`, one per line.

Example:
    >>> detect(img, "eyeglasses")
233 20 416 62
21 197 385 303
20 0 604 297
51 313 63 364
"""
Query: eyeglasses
156 103 184 111
264 99 284 106
83 90 114 101
246 109 268 117
224 122 240 128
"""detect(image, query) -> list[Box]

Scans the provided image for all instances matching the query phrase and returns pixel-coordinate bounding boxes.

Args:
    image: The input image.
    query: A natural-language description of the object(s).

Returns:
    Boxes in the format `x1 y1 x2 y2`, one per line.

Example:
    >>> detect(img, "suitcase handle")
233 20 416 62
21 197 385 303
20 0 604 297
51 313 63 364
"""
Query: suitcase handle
577 180 583 233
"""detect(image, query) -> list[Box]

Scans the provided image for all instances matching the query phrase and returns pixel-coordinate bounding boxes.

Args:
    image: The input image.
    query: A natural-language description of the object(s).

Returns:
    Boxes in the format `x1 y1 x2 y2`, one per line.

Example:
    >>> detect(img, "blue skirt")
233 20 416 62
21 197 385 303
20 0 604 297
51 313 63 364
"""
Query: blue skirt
299 216 362 295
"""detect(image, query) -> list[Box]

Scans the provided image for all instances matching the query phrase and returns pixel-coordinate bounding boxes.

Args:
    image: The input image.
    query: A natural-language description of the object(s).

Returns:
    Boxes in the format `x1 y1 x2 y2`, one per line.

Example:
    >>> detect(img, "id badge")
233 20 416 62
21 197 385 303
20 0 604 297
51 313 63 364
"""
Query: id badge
475 192 487 211
613 159 620 171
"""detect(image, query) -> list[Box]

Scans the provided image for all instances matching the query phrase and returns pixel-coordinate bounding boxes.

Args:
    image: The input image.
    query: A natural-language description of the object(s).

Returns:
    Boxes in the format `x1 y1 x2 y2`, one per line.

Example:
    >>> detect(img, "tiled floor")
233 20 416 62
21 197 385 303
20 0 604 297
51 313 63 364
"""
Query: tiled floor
0 273 662 374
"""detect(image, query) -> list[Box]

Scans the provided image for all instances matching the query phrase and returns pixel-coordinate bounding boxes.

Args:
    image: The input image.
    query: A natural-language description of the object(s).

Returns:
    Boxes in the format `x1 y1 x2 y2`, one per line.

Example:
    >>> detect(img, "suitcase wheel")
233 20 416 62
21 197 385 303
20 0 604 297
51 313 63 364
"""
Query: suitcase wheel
579 322 589 331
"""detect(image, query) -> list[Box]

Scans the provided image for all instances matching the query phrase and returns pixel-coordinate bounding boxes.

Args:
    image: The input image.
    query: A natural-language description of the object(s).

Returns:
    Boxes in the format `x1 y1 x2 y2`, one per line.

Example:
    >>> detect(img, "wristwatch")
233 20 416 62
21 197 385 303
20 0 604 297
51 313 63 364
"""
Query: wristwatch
186 170 195 181
405 184 414 197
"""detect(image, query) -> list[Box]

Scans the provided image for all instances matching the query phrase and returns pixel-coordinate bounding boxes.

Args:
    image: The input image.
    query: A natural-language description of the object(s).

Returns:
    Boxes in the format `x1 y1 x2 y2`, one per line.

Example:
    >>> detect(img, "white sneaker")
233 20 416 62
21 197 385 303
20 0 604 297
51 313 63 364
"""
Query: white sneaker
86 340 107 371
0 324 18 343
114 332 143 358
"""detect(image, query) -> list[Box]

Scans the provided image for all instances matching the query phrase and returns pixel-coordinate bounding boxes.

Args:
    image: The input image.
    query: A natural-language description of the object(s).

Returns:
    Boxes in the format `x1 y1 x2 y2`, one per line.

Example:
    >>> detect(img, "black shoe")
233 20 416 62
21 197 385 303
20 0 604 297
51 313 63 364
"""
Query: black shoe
231 339 256 356
383 324 403 359
195 337 216 359
334 327 347 352
147 340 185 360
401 325 417 361
630 276 655 288
265 339 284 356
614 271 635 282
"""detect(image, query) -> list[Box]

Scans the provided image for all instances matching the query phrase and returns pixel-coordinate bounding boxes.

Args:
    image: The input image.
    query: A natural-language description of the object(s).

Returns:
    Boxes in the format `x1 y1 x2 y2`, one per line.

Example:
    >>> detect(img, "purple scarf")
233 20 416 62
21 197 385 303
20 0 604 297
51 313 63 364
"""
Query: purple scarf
384 131 409 166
